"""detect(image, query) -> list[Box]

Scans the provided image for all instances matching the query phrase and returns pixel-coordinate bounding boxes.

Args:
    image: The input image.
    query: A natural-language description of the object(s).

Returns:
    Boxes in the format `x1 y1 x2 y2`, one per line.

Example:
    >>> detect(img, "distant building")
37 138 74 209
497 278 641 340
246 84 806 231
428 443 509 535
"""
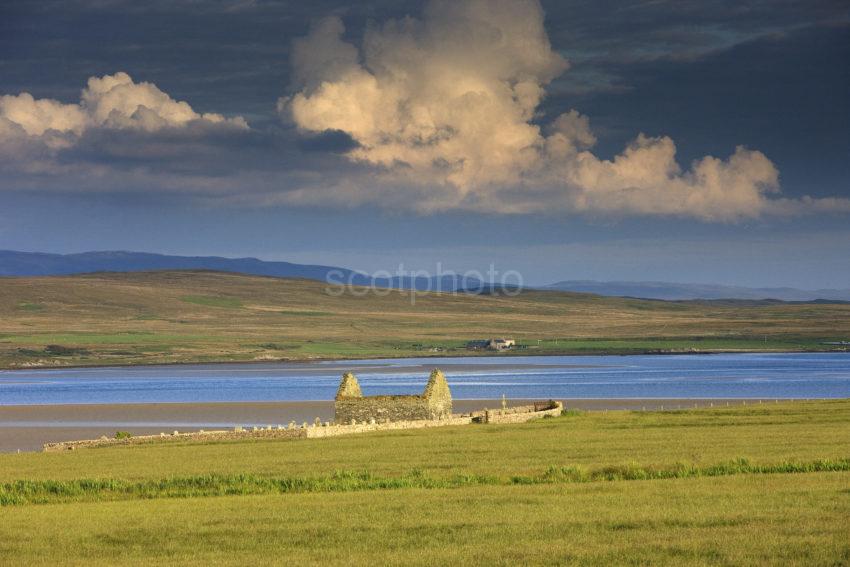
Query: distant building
488 338 515 350
466 338 516 351
334 370 453 424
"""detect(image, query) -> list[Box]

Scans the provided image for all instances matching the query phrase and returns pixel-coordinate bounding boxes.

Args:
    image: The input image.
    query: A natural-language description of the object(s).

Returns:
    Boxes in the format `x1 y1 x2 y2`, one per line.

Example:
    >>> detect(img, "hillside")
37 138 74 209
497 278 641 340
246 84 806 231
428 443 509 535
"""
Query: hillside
1 270 849 369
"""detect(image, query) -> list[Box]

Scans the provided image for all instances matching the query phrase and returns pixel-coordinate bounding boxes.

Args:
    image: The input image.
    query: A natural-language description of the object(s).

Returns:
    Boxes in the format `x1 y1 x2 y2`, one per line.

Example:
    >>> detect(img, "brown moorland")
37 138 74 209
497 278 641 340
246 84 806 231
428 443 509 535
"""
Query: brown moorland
1 270 848 369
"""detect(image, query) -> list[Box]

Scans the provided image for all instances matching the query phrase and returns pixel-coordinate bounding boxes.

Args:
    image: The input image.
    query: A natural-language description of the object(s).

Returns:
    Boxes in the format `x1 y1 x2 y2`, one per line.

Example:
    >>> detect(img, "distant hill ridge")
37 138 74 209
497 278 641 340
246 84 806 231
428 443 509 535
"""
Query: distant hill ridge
0 250 482 292
3 251 848 301
545 280 850 302
0 250 353 281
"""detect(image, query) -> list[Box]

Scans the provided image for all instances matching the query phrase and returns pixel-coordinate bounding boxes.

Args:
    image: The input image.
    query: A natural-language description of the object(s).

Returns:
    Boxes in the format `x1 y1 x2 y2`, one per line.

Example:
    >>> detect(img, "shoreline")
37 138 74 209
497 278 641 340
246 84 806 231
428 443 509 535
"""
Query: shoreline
0 398 828 453
2 347 843 374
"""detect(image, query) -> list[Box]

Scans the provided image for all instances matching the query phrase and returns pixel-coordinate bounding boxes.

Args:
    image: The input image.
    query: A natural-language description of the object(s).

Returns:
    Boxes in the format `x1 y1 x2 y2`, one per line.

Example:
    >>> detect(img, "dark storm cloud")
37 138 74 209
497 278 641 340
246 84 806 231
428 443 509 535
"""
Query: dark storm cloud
3 0 843 109
296 130 360 154
540 0 848 96
0 1 423 115
542 0 847 63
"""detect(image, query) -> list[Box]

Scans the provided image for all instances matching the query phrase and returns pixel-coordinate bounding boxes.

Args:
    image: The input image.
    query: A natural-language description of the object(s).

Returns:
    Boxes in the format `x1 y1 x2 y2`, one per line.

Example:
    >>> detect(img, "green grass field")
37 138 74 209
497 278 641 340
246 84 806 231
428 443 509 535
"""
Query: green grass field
1 270 849 369
1 400 848 565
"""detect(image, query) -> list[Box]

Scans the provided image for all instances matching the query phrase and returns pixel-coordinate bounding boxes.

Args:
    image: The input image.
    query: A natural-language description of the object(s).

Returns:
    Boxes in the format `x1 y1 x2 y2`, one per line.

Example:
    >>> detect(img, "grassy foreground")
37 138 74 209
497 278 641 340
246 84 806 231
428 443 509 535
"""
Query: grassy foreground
0 400 848 565
1 270 849 368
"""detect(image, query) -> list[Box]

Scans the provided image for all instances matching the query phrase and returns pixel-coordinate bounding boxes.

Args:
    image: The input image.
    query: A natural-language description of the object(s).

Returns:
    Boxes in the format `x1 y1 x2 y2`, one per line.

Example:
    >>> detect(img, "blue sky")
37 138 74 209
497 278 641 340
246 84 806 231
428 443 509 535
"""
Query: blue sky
0 0 848 287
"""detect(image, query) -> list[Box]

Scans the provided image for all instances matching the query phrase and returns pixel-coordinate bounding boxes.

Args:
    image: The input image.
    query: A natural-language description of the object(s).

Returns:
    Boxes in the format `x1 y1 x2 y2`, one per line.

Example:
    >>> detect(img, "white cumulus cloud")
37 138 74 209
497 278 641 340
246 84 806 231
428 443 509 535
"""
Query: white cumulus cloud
80 72 246 131
287 0 565 195
0 93 87 138
0 72 247 152
281 0 845 221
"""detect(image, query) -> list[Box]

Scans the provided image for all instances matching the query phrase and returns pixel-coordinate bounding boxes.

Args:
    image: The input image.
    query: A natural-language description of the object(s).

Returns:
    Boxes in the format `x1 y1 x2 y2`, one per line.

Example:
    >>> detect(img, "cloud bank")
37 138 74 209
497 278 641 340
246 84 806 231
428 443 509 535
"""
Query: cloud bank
0 71 255 192
1 72 246 140
0 1 847 221
0 72 248 172
282 0 846 220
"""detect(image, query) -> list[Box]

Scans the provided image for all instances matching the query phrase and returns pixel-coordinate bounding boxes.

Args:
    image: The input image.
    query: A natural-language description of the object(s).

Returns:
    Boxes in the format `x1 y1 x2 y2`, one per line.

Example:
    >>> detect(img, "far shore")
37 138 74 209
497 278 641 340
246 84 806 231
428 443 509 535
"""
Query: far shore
1 347 840 374
0 398 808 453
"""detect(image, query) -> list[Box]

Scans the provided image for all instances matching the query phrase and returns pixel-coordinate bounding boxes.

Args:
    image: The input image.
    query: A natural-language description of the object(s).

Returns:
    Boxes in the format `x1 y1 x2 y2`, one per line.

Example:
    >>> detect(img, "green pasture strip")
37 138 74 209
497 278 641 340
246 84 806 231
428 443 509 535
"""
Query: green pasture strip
523 337 833 350
3 457 847 507
179 295 243 308
0 331 215 345
15 302 45 312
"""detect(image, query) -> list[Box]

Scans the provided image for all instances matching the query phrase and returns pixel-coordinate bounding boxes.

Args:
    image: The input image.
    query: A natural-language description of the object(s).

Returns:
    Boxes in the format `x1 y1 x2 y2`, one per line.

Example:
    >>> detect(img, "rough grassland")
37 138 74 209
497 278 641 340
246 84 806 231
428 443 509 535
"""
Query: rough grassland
1 270 849 368
0 401 848 565
2 475 848 566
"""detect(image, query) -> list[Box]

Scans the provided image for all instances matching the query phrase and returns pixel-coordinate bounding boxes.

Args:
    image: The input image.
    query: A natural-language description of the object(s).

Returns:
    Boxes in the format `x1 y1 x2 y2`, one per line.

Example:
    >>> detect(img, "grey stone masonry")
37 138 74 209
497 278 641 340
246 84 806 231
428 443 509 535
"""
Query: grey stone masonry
334 369 453 424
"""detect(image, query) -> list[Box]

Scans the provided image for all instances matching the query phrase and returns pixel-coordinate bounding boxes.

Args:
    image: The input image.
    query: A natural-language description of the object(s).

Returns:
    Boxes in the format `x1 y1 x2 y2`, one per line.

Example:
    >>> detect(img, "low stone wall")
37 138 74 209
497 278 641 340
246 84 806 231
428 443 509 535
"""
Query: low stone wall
307 415 473 438
43 426 307 452
43 401 563 452
475 401 563 424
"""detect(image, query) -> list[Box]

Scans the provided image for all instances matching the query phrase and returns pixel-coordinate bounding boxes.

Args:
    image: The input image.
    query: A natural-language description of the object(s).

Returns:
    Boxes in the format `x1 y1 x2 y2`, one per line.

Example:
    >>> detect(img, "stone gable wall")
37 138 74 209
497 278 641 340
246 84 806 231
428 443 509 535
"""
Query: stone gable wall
422 371 452 419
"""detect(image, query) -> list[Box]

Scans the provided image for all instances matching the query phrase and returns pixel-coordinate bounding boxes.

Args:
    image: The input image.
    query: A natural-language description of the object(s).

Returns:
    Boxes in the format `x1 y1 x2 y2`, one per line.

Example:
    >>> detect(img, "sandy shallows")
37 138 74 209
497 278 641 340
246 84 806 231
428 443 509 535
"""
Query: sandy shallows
0 399 772 452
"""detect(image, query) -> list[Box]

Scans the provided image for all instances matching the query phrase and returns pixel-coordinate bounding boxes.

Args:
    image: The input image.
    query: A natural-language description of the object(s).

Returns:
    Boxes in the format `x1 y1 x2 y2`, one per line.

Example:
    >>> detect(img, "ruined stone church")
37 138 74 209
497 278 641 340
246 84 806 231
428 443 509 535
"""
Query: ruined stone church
334 369 453 424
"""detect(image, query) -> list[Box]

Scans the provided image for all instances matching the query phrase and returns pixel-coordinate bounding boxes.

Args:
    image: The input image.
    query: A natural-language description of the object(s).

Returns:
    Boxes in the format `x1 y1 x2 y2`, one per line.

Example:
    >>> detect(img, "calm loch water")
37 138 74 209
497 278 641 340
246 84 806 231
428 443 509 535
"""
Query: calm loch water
0 353 849 405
